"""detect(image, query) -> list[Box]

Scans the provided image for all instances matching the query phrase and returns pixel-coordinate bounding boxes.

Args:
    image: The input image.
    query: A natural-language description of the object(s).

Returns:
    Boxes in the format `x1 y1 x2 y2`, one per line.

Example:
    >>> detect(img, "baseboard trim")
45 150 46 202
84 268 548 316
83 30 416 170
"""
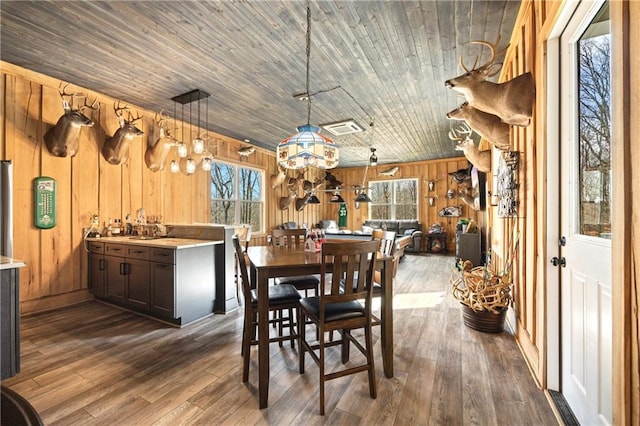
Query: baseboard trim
20 290 93 316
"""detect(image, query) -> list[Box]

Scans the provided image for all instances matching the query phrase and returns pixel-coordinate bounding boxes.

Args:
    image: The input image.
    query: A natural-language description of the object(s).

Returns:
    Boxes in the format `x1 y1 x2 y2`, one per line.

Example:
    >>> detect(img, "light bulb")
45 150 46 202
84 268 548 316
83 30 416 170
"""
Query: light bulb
186 158 196 174
202 157 212 171
193 137 205 154
177 143 188 158
170 160 179 173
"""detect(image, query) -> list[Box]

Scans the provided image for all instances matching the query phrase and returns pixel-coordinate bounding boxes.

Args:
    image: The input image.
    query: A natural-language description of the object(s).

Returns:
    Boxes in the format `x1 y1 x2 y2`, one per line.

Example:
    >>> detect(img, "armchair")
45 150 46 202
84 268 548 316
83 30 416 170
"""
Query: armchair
403 229 423 253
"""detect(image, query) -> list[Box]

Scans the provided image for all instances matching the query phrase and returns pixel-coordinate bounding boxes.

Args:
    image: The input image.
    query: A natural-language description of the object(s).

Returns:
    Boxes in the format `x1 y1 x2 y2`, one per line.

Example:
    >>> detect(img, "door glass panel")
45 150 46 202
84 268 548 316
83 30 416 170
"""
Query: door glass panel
577 2 611 238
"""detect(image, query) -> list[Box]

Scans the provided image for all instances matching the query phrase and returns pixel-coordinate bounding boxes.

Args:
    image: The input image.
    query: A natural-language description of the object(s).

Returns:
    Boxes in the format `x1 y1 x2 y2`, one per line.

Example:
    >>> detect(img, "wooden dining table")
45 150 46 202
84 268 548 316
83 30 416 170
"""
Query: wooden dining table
245 242 395 409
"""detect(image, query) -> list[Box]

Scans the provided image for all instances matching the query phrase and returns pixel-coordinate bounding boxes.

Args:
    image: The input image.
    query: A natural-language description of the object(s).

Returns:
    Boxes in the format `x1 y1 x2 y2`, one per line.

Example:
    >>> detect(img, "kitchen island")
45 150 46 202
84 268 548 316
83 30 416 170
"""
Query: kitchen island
86 236 222 326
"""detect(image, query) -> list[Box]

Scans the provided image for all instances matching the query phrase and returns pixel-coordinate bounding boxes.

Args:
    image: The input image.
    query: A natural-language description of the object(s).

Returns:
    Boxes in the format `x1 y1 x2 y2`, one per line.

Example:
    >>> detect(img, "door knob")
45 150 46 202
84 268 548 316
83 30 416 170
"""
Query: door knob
550 256 566 267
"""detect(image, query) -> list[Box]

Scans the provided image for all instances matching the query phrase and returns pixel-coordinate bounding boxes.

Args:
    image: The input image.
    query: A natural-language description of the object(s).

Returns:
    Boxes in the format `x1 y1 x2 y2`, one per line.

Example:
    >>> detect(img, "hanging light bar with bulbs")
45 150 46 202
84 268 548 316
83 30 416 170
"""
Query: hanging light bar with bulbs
168 89 213 175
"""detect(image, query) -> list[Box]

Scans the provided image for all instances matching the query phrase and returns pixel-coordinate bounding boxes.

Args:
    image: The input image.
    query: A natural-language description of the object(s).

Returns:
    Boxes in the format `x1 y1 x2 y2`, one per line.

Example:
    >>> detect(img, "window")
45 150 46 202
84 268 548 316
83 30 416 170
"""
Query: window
210 161 264 232
369 178 418 220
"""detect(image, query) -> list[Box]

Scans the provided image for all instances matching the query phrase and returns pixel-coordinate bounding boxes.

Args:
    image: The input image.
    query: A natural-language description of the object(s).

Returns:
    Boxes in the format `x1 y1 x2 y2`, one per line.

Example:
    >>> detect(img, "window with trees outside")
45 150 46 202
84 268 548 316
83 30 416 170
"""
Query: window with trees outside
210 161 263 233
369 178 418 220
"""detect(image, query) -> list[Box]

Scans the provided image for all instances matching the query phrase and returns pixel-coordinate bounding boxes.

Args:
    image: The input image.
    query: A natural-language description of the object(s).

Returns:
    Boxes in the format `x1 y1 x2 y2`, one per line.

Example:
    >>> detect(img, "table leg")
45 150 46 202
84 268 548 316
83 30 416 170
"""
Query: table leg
257 271 270 408
381 258 394 378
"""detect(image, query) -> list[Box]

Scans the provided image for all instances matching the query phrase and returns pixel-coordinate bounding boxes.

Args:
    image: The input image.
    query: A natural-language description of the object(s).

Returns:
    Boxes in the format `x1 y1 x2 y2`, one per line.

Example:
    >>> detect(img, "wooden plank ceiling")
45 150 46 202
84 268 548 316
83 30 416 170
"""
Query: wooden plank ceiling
0 0 520 167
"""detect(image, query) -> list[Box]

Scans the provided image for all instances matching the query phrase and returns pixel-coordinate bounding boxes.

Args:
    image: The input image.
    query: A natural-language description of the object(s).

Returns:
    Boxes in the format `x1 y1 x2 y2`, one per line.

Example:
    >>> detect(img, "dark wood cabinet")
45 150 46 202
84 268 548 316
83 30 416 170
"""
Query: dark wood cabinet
150 256 175 319
125 258 150 310
104 254 127 303
86 238 217 326
1 264 22 379
88 241 106 298
104 244 150 310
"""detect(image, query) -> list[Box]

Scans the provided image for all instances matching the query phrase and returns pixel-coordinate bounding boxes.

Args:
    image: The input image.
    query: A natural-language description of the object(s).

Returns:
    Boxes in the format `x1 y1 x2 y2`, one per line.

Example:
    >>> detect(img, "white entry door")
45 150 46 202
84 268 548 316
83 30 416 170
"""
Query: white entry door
559 1 612 424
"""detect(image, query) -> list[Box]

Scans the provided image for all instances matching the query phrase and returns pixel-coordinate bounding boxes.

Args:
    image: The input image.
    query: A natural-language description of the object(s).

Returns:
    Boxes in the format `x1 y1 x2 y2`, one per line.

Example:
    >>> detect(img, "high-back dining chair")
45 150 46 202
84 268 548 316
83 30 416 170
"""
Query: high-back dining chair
370 229 397 327
298 240 380 415
270 228 320 297
233 225 252 306
232 235 301 382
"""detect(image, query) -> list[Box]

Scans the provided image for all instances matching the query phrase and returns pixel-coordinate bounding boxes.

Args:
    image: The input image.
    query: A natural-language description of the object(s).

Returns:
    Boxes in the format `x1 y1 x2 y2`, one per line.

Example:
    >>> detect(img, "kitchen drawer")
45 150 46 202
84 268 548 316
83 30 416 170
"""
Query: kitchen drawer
150 247 175 264
126 246 150 260
105 243 127 256
87 241 105 254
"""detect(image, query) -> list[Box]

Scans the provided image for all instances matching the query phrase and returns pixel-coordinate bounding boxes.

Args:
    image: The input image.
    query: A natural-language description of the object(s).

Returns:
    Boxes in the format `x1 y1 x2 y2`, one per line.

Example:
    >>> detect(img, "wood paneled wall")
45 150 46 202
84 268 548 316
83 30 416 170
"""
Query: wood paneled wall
321 159 482 252
0 62 291 313
1 61 477 315
488 0 545 384
497 1 639 423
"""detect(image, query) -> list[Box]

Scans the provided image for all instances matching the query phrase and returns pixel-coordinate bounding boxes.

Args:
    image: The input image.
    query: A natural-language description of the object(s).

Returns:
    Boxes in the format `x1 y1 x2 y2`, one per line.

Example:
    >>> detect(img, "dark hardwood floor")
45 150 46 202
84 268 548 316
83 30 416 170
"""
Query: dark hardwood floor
1 254 558 425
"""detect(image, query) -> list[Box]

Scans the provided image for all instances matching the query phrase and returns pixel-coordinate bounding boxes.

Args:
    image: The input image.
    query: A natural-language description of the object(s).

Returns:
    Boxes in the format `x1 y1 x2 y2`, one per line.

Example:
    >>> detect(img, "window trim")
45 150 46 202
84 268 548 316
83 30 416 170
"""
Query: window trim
368 178 419 221
210 160 265 234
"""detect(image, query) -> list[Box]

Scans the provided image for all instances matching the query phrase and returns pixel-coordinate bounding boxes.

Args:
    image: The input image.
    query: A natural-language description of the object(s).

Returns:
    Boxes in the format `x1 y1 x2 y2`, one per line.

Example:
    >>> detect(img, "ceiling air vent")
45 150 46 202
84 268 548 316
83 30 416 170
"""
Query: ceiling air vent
321 119 364 136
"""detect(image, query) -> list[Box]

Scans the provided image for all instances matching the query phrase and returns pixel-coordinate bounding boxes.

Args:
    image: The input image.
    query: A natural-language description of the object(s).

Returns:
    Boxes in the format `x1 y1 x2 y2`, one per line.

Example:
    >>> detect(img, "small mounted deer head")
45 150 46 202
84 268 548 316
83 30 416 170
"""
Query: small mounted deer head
446 102 511 151
444 35 535 127
449 123 491 173
44 83 99 158
102 101 144 165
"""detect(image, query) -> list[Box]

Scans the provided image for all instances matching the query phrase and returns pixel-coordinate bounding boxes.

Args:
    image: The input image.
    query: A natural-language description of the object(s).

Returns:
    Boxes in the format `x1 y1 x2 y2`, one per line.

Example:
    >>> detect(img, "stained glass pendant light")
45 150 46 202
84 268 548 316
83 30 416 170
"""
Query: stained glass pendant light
277 4 339 170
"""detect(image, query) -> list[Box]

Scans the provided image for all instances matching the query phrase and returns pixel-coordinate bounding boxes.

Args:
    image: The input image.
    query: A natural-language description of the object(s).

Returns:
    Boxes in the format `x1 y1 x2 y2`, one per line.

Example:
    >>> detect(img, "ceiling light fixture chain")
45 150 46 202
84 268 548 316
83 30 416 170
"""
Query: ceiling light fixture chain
276 2 339 171
305 2 312 125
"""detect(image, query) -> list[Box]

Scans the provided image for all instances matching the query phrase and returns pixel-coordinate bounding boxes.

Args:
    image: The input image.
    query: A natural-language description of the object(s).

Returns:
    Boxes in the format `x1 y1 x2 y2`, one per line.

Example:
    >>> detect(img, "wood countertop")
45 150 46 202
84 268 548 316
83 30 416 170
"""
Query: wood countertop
85 236 223 250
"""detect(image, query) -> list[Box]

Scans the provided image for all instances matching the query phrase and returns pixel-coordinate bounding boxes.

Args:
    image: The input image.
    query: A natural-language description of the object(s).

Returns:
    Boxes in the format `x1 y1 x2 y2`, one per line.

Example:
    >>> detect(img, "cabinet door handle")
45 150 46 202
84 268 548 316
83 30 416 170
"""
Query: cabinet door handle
99 259 105 270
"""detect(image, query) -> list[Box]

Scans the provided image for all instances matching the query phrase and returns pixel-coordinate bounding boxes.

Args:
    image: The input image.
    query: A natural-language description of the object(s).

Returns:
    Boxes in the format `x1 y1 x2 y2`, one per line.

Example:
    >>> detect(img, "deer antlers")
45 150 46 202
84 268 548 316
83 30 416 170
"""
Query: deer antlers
448 123 473 142
114 100 142 125
57 83 99 112
459 35 508 73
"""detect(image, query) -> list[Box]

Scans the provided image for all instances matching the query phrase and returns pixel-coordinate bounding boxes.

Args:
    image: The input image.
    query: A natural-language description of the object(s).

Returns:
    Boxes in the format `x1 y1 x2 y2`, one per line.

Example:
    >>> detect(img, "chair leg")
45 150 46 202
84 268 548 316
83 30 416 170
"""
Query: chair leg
319 326 325 416
289 307 295 349
341 329 350 364
278 309 284 348
242 309 254 383
299 307 306 374
365 324 377 399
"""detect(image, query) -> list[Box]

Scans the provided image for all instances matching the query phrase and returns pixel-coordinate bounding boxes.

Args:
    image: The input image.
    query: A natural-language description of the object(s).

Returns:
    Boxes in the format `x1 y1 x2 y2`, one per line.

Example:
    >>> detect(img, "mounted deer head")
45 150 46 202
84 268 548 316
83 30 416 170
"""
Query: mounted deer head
456 186 480 210
144 111 178 172
446 102 511 151
444 36 535 127
44 83 99 158
278 190 297 211
270 165 287 189
102 101 144 165
449 123 491 173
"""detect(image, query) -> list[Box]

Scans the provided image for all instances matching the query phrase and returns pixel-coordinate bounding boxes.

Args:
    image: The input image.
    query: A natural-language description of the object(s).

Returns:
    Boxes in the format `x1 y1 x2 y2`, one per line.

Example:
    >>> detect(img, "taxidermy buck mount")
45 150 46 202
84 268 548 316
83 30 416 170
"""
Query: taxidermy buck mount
277 170 304 211
144 111 178 172
444 36 535 127
102 101 144 165
270 165 287 189
44 83 99 158
446 102 511 151
449 123 491 173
